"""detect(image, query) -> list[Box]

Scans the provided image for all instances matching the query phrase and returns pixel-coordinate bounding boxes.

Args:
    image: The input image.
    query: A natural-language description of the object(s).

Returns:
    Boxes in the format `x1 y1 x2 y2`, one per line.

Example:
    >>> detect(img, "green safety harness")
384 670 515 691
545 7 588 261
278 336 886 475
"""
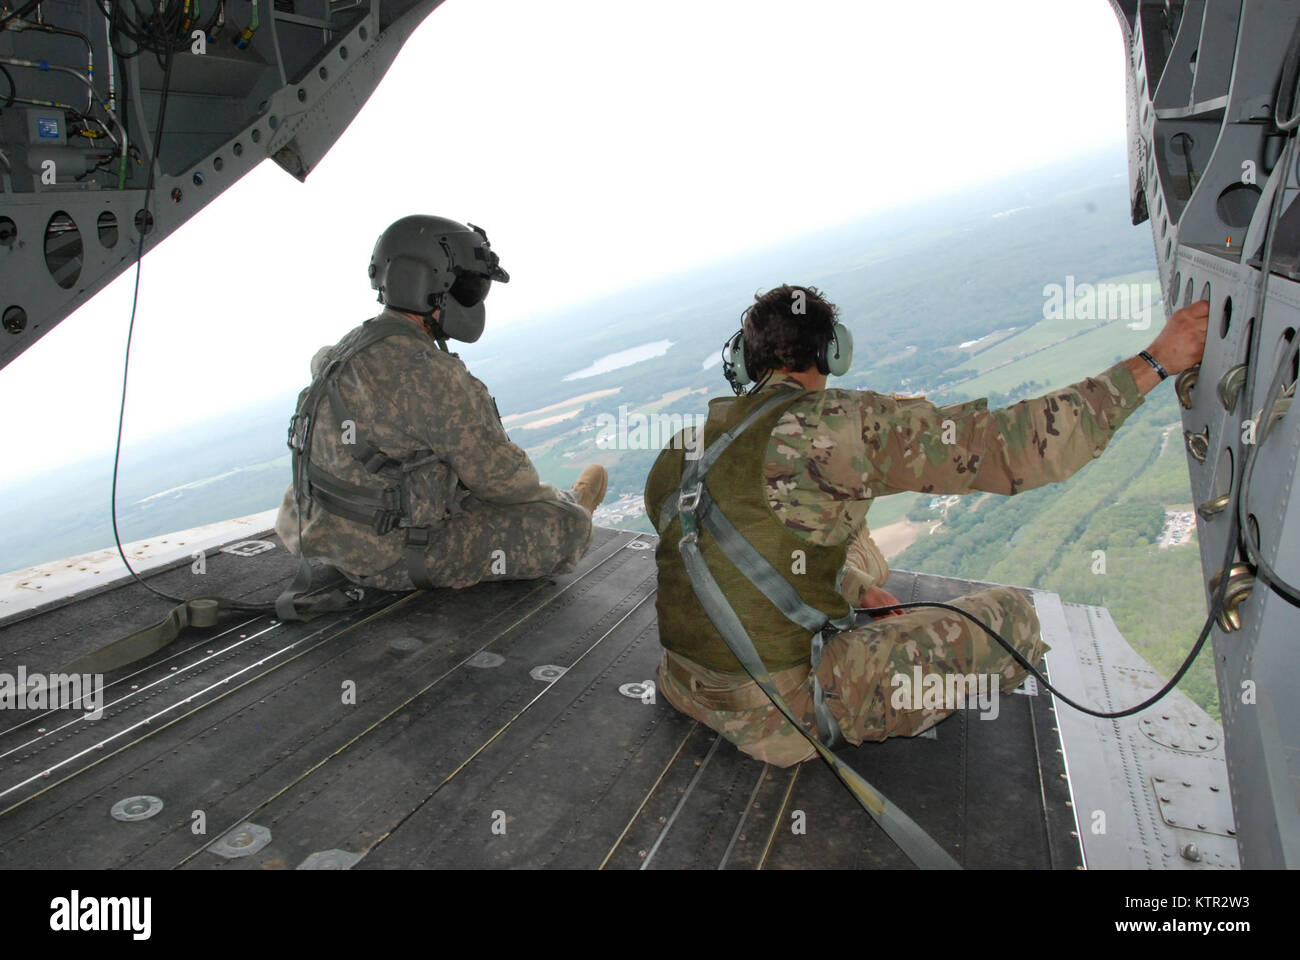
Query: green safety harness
660 389 961 871
38 316 442 682
279 313 458 618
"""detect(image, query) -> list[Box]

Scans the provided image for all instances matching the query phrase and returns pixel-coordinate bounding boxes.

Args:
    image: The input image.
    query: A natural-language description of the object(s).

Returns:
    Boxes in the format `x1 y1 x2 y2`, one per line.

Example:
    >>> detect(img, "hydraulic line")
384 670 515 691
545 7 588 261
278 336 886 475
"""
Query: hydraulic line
0 57 124 148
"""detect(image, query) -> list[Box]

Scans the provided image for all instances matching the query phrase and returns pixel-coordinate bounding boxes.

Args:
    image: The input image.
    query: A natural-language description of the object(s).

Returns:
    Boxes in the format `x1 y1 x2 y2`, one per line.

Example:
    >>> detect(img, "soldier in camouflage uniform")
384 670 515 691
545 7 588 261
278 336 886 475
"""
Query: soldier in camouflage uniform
646 284 1208 766
276 216 607 592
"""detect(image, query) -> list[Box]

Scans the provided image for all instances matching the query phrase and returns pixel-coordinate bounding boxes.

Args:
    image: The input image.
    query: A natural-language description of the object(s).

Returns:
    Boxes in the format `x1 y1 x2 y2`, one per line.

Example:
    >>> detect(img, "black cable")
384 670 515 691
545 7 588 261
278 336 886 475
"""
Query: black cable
102 9 305 617
109 38 188 606
96 0 191 63
0 61 13 107
1235 130 1300 605
858 599 1216 720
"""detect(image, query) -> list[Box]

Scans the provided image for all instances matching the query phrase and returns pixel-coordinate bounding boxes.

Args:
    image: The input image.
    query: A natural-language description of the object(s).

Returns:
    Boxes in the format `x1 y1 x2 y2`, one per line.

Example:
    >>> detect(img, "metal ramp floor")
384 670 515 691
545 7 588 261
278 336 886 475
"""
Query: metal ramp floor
0 526 1081 870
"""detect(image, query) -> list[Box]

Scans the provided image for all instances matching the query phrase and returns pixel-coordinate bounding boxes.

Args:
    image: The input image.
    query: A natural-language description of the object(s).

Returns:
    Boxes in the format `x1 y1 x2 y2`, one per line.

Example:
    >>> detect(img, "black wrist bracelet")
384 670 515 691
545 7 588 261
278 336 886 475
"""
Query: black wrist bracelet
1138 350 1169 380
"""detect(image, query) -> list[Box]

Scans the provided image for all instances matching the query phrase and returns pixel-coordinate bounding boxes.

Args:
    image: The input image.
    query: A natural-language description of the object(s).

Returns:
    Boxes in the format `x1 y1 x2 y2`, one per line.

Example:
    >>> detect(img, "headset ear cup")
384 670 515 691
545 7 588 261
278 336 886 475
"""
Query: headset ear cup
729 331 752 386
815 337 830 376
827 323 853 377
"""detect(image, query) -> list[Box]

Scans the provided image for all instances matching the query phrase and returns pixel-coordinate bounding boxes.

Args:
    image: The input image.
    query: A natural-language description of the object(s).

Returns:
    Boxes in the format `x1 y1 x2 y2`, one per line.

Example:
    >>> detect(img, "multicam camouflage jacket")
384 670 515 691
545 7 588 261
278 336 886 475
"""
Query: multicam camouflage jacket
762 361 1144 552
275 308 561 576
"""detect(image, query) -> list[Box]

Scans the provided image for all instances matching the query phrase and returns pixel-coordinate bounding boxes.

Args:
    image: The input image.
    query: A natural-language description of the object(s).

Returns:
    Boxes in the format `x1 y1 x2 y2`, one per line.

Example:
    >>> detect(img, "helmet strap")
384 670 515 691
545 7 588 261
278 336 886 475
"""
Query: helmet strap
419 297 451 352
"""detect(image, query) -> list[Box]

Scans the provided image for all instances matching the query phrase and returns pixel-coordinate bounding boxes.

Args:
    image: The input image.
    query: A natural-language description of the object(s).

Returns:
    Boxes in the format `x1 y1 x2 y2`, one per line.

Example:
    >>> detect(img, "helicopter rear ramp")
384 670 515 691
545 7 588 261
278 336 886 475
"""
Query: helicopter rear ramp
0 523 1232 869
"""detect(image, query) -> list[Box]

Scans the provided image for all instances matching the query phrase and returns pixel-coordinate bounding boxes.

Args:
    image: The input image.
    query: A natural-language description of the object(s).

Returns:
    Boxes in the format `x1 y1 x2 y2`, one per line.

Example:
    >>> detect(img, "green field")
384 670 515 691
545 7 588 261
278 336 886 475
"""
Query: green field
946 270 1160 380
945 317 1156 397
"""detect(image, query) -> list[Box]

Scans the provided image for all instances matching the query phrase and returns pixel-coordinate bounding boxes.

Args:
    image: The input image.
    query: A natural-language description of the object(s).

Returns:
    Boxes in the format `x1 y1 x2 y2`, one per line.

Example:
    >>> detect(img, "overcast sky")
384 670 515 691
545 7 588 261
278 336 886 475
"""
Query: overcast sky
0 0 1128 482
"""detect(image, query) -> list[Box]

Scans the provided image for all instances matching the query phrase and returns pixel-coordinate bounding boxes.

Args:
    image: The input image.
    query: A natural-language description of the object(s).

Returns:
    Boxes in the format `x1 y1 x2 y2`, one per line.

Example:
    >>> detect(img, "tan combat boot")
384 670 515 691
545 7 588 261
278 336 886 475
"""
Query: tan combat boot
571 464 608 513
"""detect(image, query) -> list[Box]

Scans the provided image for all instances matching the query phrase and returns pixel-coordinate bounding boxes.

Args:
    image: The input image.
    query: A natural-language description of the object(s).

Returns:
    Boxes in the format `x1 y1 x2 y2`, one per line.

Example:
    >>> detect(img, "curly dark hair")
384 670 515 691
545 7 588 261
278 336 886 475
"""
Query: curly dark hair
742 284 839 378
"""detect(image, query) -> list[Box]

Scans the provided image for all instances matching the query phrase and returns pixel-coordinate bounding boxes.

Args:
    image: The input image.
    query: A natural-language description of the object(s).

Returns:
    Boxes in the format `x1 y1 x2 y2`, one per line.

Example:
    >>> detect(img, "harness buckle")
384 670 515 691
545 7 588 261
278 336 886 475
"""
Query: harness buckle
371 487 403 536
678 482 703 514
287 413 309 453
404 526 432 548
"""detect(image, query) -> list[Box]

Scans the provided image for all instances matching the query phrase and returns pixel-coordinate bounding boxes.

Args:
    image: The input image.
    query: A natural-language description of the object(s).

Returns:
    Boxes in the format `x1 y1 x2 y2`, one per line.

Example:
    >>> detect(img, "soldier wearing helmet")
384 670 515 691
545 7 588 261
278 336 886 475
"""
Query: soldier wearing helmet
275 215 607 594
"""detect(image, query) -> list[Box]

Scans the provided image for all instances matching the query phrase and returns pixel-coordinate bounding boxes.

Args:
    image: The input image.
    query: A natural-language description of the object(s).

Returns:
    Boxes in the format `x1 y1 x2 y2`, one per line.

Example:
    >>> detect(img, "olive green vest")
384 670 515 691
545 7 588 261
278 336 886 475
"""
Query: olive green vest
645 386 851 673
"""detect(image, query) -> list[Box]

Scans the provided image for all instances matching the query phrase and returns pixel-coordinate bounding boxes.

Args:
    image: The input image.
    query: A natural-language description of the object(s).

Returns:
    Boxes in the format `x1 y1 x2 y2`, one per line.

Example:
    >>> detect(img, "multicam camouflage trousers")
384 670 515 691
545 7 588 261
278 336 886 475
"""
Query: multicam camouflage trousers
351 490 593 591
658 585 1047 767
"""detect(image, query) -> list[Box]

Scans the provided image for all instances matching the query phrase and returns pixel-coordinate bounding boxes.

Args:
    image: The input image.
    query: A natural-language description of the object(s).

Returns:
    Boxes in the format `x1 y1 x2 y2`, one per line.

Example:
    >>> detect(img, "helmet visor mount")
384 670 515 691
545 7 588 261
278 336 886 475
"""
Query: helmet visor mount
434 228 508 343
449 270 492 308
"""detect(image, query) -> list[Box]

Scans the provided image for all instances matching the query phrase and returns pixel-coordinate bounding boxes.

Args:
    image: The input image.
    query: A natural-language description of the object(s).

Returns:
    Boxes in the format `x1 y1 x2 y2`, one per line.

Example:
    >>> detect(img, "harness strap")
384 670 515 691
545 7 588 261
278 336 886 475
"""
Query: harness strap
658 390 796 530
56 581 358 678
676 533 959 870
671 387 961 871
691 484 853 746
284 314 453 602
305 463 403 533
404 526 435 590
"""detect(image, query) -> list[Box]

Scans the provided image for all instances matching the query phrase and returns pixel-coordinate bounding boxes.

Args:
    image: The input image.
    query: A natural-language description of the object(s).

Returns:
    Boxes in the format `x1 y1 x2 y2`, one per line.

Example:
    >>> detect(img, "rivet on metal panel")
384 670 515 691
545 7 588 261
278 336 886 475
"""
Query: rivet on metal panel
467 651 505 669
530 664 567 682
298 849 362 870
209 822 271 858
111 796 163 822
1180 842 1202 862
387 636 423 654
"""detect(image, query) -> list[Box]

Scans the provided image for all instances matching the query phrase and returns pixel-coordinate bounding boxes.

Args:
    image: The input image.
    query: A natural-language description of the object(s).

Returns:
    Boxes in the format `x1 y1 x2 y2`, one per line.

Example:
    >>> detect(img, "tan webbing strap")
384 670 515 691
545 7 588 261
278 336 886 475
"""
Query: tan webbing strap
52 586 359 679
51 597 221 676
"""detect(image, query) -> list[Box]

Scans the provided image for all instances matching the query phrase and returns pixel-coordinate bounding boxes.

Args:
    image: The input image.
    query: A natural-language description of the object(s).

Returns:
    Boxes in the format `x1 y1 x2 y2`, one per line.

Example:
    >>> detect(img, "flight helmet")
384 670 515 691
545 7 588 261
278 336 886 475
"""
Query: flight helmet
368 215 509 343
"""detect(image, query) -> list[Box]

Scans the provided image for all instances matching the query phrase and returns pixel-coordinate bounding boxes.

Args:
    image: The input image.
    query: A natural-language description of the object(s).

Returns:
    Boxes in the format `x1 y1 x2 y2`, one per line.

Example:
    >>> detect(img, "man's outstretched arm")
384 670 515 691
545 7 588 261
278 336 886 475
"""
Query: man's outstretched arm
864 300 1210 498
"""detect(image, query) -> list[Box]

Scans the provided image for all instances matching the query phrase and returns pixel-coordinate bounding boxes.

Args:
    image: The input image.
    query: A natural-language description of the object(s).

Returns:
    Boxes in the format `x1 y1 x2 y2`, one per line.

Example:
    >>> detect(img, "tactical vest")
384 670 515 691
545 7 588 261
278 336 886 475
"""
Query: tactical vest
645 386 851 672
285 314 453 591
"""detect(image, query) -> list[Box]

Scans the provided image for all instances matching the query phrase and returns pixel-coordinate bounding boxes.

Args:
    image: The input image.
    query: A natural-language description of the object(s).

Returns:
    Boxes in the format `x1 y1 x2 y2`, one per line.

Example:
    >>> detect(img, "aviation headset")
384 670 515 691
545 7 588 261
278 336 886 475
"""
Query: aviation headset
721 301 854 395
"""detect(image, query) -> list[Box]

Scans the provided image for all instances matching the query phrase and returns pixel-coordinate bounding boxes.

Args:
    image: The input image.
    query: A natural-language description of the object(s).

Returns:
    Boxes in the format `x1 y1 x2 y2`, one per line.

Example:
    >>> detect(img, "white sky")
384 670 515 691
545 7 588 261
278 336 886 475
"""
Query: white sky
0 0 1128 482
